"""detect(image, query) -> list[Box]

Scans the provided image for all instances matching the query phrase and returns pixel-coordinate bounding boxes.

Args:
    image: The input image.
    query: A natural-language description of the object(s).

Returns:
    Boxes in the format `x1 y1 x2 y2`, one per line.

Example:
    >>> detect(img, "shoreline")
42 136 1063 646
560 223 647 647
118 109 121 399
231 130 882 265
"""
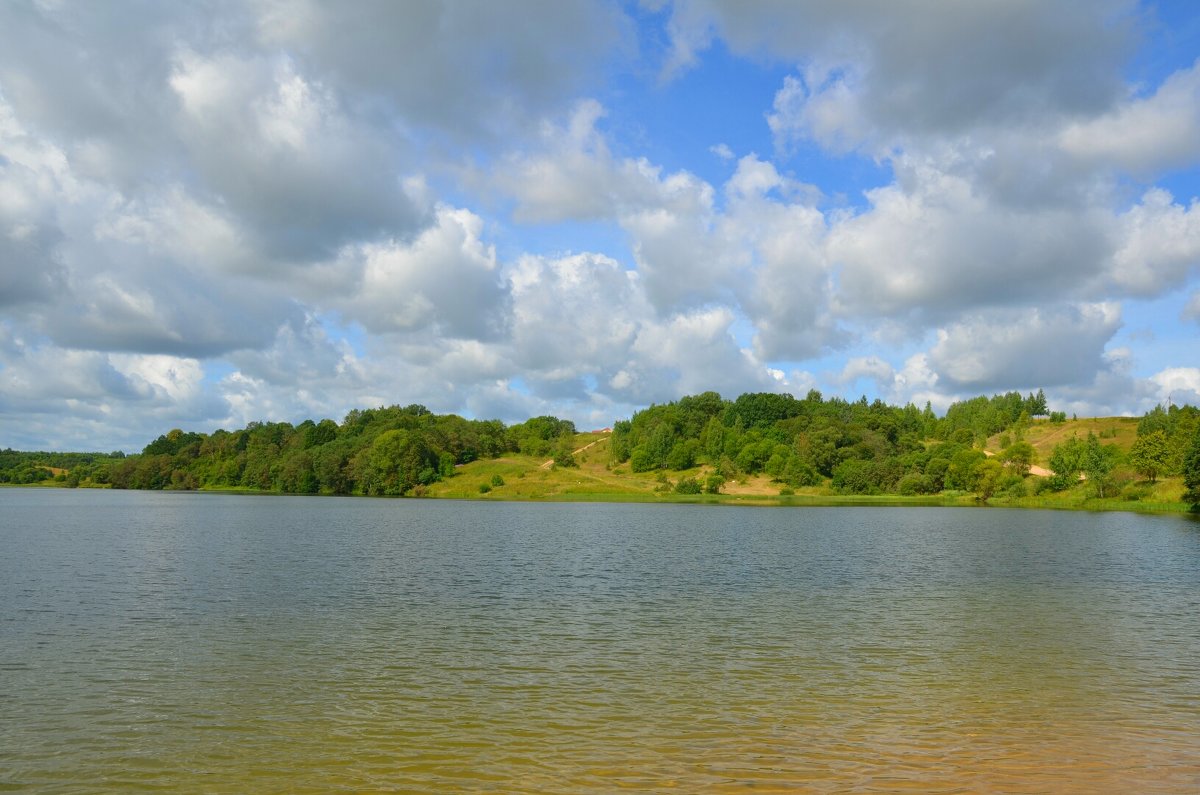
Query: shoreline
7 482 1192 516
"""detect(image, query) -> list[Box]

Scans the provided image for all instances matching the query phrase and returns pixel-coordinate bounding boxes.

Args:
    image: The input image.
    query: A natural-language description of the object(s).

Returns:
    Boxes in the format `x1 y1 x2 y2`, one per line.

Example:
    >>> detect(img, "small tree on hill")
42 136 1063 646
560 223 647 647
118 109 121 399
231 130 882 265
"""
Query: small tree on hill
554 437 578 468
999 441 1036 476
1048 435 1085 490
1128 430 1169 483
1081 433 1118 498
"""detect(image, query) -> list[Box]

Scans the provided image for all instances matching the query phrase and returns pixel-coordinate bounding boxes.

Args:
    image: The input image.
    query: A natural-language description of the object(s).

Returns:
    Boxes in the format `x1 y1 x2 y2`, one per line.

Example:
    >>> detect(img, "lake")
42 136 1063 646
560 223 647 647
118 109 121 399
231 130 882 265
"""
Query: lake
2 489 1199 793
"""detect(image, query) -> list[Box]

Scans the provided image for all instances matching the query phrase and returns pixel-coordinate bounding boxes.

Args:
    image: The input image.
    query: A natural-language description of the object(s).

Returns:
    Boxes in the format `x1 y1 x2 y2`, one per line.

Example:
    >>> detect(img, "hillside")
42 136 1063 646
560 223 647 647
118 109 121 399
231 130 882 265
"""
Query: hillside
984 417 1140 462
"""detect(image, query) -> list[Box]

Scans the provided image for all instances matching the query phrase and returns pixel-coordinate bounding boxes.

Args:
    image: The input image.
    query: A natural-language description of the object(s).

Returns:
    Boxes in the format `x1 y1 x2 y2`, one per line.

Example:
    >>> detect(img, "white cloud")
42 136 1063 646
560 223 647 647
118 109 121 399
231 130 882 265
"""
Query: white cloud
1 1 1199 452
927 303 1122 391
836 356 894 388
331 206 509 340
490 99 711 224
710 142 734 160
1060 61 1200 176
168 49 429 263
255 0 630 140
1107 189 1200 296
703 0 1136 153
827 163 1111 321
1150 367 1200 407
620 306 781 404
509 251 645 374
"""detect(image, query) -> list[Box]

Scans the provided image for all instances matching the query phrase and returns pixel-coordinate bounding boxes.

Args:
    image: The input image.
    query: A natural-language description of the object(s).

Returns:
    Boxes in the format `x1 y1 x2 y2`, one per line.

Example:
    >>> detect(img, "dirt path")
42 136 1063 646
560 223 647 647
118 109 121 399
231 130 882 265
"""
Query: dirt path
983 449 1051 477
540 434 609 469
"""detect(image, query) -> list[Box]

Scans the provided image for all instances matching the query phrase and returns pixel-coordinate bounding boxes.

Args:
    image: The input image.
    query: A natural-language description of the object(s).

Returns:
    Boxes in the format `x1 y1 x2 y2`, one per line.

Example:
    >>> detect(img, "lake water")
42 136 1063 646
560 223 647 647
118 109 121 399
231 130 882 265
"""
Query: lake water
3 489 1199 793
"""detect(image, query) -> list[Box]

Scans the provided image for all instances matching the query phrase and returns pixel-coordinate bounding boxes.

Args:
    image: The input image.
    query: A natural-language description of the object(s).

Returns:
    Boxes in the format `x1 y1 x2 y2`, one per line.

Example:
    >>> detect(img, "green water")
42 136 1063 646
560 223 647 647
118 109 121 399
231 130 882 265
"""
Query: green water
3 490 1199 792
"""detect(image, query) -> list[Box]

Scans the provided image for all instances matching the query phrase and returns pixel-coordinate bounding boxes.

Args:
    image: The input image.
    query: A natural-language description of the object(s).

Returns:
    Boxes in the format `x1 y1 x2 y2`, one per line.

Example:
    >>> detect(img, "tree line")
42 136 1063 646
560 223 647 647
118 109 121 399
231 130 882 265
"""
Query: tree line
99 405 578 496
5 389 1199 510
609 389 1199 507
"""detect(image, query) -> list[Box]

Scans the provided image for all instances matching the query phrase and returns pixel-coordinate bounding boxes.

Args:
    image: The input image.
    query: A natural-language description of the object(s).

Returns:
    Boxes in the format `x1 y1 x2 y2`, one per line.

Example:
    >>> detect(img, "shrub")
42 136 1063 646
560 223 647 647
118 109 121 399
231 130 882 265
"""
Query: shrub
1002 478 1027 499
1121 482 1152 502
674 477 702 494
490 474 505 487
704 473 723 494
478 483 491 494
1029 477 1055 496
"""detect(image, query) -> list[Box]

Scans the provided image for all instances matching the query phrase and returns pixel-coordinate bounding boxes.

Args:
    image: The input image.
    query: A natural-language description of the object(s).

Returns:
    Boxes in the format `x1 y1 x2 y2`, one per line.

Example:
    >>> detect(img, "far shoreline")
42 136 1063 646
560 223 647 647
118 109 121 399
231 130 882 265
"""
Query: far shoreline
7 482 1193 517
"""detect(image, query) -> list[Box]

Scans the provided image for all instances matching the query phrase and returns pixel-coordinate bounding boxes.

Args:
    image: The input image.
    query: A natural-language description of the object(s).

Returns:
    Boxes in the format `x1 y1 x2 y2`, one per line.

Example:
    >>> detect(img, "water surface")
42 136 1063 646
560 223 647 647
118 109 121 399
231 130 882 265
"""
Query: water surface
3 489 1199 792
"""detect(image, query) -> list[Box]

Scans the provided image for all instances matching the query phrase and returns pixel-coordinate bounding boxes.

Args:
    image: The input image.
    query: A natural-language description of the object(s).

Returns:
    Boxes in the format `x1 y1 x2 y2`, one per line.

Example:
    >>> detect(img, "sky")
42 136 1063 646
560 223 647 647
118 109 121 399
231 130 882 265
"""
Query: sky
1 0 1199 452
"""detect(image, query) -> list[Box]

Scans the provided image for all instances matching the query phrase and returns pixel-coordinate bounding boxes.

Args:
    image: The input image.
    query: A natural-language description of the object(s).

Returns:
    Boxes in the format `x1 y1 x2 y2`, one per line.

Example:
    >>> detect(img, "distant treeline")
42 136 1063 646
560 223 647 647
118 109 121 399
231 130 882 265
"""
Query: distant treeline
106 405 577 495
0 449 126 487
611 390 1198 504
5 389 1199 508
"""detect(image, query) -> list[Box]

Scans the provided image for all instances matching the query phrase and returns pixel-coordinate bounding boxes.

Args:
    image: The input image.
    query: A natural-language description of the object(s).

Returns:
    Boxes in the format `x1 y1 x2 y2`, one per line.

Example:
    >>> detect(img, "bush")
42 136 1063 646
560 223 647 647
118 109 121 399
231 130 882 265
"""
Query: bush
478 483 491 494
630 447 655 472
1121 482 1152 502
490 474 505 487
1002 478 1027 499
704 473 723 494
674 477 702 494
1029 477 1055 496
779 487 795 496
832 459 880 494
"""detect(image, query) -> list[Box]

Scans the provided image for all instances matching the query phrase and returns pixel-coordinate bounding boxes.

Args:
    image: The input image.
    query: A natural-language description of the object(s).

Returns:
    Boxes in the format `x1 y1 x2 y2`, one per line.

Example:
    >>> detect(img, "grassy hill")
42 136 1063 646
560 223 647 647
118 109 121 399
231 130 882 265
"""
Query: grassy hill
984 416 1140 461
425 432 826 504
422 422 1191 513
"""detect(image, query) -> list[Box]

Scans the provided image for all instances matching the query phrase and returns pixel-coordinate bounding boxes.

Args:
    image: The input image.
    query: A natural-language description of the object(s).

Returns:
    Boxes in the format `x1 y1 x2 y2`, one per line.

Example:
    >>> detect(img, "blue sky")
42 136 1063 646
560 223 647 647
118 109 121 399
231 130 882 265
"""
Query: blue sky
1 0 1199 451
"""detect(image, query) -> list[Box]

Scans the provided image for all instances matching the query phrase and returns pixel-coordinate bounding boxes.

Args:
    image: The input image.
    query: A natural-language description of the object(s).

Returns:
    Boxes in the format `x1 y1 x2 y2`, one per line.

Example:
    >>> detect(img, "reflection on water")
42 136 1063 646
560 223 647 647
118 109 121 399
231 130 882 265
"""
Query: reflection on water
2 490 1199 792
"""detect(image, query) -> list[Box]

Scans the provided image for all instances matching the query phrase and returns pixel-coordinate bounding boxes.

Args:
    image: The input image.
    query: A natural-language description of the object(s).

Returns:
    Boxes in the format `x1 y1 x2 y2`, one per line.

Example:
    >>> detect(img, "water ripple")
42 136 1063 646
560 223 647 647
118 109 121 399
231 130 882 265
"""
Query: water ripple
2 492 1199 792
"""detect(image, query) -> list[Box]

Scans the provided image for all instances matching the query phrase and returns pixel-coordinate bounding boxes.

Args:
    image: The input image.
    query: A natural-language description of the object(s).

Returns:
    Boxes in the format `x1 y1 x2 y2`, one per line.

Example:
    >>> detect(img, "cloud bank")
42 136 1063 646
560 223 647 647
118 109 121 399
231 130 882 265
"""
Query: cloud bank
0 1 1197 450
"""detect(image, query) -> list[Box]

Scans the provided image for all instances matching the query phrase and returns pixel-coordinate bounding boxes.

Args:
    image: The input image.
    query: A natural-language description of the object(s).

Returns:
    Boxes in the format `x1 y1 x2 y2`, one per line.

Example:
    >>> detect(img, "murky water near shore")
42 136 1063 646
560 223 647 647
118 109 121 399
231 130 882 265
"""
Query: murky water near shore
3 489 1199 792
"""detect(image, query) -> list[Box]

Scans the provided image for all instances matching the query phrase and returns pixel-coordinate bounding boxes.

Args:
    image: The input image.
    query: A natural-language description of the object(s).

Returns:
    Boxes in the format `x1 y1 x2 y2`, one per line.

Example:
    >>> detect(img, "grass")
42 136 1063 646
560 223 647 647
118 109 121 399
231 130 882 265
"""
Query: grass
986 416 1140 461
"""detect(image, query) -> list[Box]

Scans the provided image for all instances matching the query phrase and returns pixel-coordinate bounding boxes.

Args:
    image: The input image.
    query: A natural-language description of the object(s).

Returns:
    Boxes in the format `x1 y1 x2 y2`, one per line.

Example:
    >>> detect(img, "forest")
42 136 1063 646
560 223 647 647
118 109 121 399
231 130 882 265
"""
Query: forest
4 389 1199 510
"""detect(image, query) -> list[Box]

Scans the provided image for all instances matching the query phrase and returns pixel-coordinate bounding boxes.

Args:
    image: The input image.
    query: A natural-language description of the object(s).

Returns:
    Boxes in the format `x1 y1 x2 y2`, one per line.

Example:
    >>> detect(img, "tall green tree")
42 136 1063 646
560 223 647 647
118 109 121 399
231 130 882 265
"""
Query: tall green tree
1128 430 1170 483
1081 433 1119 498
1048 435 1086 490
1182 425 1200 511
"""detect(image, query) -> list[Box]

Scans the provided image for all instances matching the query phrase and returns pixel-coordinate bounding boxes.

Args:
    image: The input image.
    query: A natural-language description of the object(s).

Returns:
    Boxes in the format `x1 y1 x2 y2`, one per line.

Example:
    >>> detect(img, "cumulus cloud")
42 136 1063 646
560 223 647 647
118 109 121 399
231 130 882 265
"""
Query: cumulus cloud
1107 189 1200 296
1150 367 1200 407
1 2 1198 451
0 327 231 450
836 356 895 388
1060 60 1200 176
490 99 712 224
329 206 509 340
509 251 645 375
705 0 1136 151
618 306 782 405
506 250 783 408
827 164 1111 321
927 303 1122 391
256 0 630 140
168 49 429 263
